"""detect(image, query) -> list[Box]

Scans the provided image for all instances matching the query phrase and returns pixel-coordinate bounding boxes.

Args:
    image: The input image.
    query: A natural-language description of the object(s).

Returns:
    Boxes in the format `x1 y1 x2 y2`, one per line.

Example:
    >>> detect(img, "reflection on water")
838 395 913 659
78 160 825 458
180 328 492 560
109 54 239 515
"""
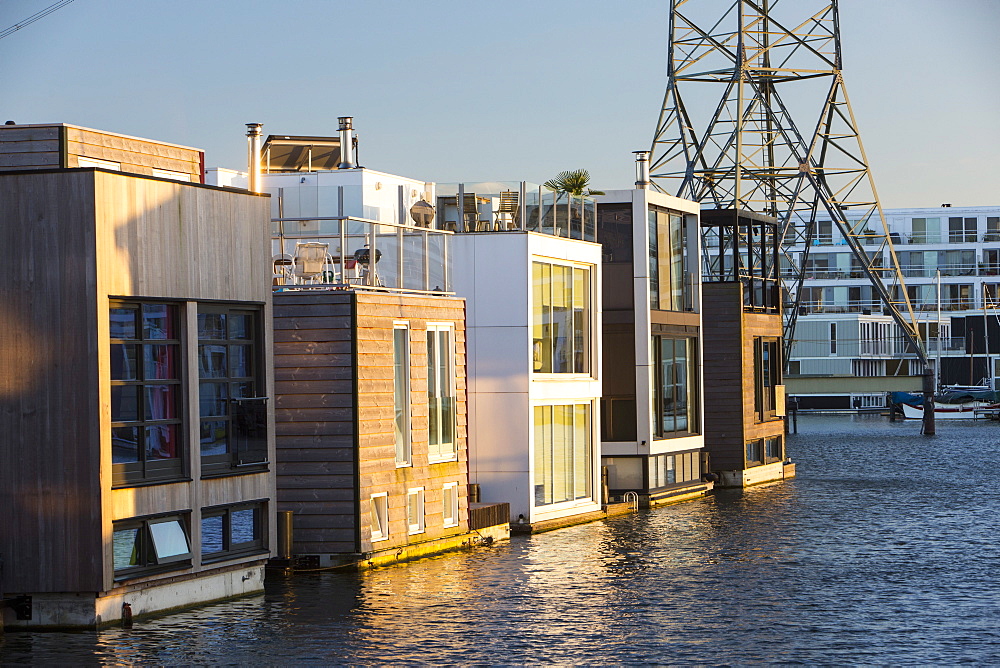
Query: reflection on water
4 415 1000 664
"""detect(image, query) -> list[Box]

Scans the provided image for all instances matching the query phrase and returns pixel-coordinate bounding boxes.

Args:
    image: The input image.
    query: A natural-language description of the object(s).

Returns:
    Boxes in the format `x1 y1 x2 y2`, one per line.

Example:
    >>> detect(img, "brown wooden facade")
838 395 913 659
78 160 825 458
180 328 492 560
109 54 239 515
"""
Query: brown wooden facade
0 123 203 181
0 166 274 628
702 281 789 481
273 291 470 562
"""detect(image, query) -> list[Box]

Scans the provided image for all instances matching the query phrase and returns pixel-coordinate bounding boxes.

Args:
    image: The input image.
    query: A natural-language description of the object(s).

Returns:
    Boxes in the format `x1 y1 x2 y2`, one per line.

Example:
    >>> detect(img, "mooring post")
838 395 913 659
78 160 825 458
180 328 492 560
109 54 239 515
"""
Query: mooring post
922 368 936 435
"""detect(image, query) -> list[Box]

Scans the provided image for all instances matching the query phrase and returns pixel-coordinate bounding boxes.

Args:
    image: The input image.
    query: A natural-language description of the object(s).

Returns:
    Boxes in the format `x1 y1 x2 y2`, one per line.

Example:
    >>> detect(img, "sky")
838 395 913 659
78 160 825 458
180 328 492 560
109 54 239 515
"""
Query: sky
2 0 998 208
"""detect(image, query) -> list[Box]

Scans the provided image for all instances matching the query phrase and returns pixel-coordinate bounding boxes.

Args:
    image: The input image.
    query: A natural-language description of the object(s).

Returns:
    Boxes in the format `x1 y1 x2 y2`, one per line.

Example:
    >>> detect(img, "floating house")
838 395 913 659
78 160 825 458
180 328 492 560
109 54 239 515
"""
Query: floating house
595 178 712 507
220 121 509 569
0 124 276 629
442 181 605 531
700 208 793 487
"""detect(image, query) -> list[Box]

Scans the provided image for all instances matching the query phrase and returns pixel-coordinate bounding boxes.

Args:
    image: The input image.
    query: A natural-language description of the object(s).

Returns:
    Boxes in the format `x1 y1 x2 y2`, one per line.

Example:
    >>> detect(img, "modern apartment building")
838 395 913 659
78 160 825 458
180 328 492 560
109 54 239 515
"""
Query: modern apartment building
786 205 1000 407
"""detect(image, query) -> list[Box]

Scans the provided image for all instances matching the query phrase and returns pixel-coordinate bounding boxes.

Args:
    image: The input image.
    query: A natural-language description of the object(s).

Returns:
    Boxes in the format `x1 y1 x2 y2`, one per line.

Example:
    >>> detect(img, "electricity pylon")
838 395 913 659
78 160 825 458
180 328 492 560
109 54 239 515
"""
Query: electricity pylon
649 0 927 368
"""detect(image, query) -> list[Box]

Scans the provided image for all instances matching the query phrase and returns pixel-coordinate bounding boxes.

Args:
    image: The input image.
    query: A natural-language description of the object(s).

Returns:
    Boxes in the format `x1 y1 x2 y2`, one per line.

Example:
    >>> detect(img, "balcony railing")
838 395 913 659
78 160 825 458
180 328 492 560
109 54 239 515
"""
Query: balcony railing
435 181 597 243
271 216 452 294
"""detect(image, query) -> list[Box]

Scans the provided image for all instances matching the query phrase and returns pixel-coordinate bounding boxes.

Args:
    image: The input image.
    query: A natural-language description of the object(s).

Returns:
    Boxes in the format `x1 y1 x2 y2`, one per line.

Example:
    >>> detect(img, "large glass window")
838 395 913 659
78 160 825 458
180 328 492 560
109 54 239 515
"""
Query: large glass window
199 305 267 476
111 302 183 486
911 217 941 244
112 514 191 579
427 325 456 461
755 337 782 421
948 216 977 243
201 502 266 562
652 336 698 437
648 208 689 311
533 404 592 506
532 261 591 374
394 325 411 467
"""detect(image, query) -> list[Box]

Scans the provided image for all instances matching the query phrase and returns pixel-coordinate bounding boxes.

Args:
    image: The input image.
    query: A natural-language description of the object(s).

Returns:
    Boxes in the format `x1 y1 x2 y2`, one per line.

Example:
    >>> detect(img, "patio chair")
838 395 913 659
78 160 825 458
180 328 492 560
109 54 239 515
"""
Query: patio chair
461 192 485 231
494 191 520 230
272 253 293 286
292 242 332 284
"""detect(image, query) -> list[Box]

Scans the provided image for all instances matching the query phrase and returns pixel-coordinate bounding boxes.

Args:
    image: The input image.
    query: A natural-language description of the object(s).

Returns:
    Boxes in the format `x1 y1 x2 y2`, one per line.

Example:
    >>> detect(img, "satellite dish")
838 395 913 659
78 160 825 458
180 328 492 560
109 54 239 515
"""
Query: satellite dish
409 199 436 228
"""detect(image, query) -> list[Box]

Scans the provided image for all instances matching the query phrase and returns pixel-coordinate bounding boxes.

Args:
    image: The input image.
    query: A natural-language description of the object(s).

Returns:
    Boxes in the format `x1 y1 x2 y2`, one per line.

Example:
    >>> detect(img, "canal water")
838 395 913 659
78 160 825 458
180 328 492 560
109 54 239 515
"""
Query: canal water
4 415 1000 665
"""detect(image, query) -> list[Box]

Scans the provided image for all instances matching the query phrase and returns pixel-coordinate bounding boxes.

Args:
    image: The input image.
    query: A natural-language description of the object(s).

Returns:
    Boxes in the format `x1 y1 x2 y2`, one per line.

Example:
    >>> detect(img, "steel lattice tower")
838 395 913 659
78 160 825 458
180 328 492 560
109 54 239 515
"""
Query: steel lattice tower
649 0 927 367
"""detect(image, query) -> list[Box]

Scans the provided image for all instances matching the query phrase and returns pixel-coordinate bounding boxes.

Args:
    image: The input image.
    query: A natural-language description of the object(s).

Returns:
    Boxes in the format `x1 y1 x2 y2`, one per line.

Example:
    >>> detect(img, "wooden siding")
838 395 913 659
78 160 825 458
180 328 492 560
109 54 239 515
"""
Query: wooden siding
273 293 358 555
0 168 275 595
0 124 203 181
701 282 784 472
273 291 471 557
0 170 104 592
354 292 469 554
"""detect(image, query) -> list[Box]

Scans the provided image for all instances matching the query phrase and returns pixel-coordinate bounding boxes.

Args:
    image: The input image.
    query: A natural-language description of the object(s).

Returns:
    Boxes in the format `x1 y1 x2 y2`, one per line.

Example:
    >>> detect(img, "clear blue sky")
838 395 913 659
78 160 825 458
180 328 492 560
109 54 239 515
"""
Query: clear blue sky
3 0 998 207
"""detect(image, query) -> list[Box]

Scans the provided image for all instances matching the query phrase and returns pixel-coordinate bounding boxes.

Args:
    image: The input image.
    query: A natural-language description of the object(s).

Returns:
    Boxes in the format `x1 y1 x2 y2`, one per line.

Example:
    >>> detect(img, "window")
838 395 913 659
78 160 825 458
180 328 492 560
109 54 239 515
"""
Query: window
765 437 783 463
755 337 782 421
533 404 592 506
911 217 941 244
746 439 764 466
407 488 425 534
648 207 690 311
948 216 977 243
199 305 268 476
394 324 411 467
111 302 184 486
652 336 698 436
201 502 266 562
151 168 192 182
427 325 456 461
78 156 121 170
648 451 701 489
986 217 1000 242
369 493 389 542
532 261 592 374
829 323 837 355
112 514 191 579
442 482 459 527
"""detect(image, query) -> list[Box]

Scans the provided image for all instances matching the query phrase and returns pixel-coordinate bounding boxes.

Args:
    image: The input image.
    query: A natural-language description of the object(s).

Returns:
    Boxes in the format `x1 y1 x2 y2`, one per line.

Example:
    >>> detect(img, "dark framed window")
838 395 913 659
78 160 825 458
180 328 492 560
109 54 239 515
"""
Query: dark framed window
652 335 698 437
111 302 184 487
648 207 690 311
199 305 268 477
201 501 266 562
765 436 783 463
754 337 782 421
112 513 192 579
746 439 764 466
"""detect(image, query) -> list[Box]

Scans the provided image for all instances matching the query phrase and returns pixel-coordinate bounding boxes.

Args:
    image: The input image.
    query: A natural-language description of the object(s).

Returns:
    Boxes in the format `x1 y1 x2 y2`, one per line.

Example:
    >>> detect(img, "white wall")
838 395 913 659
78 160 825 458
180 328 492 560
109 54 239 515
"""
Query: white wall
453 232 604 522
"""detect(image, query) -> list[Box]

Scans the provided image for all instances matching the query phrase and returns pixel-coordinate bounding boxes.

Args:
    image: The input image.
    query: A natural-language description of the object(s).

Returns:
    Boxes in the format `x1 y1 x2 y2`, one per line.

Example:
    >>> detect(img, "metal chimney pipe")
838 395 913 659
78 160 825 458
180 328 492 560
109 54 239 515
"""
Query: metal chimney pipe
246 123 263 193
633 151 651 190
338 116 354 169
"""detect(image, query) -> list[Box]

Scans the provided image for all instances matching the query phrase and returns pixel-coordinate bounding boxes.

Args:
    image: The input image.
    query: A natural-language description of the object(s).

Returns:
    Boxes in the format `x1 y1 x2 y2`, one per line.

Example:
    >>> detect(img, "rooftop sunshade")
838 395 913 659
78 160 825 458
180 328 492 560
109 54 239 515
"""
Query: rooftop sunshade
261 135 341 172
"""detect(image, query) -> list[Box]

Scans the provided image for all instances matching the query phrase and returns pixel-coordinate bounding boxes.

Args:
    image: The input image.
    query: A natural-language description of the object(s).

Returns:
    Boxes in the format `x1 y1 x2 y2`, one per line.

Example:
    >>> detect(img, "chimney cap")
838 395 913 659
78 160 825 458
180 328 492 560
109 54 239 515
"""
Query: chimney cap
338 117 353 130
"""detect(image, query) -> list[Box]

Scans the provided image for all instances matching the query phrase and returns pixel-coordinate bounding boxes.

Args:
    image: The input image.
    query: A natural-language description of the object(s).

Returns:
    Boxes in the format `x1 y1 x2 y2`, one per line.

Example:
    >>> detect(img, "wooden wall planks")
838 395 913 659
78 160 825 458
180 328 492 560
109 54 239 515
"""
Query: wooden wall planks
273 290 471 557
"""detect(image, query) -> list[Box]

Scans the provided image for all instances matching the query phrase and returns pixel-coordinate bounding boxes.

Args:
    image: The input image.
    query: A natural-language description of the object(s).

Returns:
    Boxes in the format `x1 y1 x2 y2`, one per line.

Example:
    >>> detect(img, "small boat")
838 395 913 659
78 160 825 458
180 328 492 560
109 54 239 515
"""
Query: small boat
896 387 1000 420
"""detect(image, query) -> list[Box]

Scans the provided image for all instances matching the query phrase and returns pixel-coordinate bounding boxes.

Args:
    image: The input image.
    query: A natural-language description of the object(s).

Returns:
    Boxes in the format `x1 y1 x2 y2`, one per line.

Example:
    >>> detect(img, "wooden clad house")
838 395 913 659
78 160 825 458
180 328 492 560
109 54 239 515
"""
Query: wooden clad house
700 209 794 487
0 127 275 630
0 123 203 182
258 157 508 569
595 188 713 507
274 292 482 565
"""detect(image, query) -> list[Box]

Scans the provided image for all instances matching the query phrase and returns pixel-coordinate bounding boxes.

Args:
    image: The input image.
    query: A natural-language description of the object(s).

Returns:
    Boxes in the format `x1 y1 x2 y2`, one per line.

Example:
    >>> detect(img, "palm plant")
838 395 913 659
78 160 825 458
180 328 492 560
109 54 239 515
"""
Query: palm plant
543 169 604 196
